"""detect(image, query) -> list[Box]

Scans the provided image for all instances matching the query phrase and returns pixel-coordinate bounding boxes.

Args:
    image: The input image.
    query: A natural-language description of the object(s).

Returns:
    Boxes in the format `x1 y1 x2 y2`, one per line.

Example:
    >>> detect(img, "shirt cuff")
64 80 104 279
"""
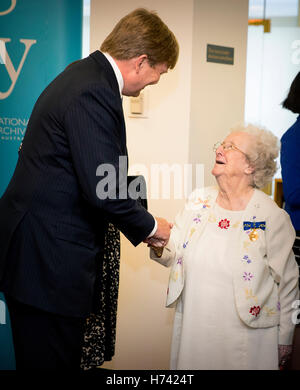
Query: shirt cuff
147 218 157 238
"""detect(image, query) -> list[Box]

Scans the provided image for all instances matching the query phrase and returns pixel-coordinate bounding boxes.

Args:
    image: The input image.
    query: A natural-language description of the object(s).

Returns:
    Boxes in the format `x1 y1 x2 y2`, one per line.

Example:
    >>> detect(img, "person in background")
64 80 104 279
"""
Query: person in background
0 8 178 369
281 71 300 277
149 124 299 370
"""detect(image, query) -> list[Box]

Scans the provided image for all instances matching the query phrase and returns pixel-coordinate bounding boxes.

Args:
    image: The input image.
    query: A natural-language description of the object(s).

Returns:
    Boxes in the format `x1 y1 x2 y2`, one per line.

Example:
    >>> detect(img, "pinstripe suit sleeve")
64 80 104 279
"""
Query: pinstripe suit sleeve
63 84 155 246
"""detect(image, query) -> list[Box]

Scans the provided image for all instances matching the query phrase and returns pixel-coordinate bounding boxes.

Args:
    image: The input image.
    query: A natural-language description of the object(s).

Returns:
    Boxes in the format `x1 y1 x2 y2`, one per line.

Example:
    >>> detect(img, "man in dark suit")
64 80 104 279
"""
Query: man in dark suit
0 8 179 369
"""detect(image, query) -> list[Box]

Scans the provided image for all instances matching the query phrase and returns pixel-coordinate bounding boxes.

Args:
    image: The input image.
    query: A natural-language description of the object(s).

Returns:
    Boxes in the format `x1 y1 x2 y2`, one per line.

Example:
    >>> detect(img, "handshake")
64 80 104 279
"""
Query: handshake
143 217 173 256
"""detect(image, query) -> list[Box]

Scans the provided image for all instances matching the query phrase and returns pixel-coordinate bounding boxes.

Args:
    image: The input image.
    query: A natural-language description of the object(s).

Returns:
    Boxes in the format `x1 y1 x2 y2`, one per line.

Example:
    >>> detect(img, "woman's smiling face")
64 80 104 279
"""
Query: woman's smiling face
212 131 254 181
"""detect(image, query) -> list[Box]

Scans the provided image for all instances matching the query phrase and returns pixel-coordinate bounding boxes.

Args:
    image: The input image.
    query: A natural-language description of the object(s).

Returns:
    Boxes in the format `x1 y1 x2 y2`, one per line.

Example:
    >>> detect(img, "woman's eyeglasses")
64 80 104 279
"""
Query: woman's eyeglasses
213 141 248 158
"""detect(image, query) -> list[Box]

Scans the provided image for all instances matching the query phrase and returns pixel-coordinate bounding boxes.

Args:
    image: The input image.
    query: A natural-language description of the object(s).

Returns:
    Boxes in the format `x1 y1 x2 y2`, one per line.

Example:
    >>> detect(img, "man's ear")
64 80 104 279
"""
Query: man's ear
135 54 148 73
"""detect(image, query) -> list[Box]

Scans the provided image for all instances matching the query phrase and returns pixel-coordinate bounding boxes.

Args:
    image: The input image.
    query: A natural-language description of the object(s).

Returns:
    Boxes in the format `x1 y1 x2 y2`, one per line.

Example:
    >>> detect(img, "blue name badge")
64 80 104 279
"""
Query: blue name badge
243 221 266 231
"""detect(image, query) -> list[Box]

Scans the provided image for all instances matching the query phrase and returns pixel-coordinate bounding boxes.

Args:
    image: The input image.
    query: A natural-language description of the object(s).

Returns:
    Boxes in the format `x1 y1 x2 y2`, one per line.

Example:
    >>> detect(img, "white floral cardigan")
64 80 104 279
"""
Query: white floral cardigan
150 186 299 345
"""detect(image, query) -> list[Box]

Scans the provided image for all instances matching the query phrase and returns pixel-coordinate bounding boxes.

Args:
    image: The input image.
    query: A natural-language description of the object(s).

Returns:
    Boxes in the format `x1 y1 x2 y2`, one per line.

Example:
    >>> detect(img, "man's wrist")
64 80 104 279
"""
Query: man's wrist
147 218 157 238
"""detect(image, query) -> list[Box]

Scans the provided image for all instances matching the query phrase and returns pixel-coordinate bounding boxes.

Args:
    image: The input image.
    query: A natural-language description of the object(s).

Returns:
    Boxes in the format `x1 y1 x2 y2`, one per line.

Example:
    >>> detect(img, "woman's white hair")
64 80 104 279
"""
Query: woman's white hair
229 123 280 189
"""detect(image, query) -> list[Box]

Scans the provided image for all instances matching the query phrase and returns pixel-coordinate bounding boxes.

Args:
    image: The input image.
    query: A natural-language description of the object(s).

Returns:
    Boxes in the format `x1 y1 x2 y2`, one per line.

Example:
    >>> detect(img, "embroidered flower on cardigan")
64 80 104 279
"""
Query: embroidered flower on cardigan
263 306 276 316
277 301 281 311
170 270 178 282
177 257 183 265
243 241 250 249
193 215 201 223
243 272 254 281
183 241 189 248
208 214 216 223
245 288 258 304
218 219 230 229
194 198 211 209
232 220 241 228
249 305 261 317
189 227 196 238
242 255 252 264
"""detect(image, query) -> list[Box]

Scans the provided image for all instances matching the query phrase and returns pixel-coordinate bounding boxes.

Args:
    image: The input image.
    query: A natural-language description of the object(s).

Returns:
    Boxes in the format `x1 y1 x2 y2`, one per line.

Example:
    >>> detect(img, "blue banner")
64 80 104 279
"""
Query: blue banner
0 0 83 370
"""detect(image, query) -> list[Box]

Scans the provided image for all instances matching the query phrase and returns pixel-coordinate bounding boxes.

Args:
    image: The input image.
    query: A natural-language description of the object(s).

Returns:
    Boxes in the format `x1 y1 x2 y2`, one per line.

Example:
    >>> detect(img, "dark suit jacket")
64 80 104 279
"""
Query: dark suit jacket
0 51 155 317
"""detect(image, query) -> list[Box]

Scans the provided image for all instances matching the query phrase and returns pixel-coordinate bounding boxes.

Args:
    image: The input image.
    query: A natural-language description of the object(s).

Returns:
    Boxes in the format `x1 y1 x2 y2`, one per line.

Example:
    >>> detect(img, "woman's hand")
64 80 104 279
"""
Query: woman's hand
278 344 293 369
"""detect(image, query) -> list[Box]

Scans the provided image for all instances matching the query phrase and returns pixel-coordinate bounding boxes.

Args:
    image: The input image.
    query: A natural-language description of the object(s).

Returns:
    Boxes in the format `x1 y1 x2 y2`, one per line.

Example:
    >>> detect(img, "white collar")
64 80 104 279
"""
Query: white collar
103 52 124 97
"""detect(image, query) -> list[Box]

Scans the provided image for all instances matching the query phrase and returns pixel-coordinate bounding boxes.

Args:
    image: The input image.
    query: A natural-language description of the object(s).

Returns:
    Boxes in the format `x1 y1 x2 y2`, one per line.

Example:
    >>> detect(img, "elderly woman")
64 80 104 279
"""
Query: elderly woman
150 124 299 370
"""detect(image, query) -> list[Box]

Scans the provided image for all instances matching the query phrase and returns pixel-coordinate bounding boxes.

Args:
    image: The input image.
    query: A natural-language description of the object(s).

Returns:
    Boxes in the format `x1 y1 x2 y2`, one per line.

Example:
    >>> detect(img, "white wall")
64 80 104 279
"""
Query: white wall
189 0 249 187
90 0 249 369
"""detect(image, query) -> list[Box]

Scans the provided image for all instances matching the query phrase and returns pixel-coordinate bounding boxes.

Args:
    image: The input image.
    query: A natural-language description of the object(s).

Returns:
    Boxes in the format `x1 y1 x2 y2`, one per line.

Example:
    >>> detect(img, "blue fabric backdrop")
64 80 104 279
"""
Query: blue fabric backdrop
0 0 83 370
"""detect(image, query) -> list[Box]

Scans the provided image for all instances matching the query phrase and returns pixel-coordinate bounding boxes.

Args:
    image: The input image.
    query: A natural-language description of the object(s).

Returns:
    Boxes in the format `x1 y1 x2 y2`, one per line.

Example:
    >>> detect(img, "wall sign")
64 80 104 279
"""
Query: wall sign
207 44 234 65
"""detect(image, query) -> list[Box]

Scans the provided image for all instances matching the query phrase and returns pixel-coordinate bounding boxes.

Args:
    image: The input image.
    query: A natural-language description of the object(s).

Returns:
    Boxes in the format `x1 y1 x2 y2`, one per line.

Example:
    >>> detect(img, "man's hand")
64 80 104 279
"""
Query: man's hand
144 217 173 247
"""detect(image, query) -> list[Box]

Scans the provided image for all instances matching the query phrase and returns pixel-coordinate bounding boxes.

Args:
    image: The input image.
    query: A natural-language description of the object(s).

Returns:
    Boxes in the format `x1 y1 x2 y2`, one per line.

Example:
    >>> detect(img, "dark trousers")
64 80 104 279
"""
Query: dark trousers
5 295 86 370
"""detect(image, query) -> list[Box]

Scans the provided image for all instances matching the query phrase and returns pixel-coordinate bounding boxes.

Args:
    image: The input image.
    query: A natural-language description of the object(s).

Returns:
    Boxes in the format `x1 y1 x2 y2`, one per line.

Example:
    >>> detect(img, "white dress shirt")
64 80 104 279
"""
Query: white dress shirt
102 52 157 238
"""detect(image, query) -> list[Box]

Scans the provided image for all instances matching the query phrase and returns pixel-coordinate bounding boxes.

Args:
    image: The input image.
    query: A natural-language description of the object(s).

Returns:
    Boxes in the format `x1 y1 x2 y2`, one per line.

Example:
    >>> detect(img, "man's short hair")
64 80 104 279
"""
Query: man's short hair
101 8 179 69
